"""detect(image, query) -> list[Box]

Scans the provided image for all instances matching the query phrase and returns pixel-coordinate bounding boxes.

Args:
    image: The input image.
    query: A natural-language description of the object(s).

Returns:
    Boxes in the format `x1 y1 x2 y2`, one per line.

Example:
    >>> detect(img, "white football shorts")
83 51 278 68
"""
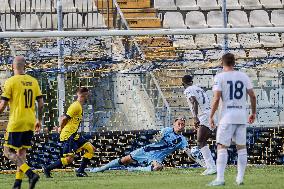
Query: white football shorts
216 124 247 146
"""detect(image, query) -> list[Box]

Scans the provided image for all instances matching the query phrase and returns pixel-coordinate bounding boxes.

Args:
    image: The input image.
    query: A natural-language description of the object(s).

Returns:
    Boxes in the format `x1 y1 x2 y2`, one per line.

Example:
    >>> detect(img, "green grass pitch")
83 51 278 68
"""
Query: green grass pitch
0 166 283 189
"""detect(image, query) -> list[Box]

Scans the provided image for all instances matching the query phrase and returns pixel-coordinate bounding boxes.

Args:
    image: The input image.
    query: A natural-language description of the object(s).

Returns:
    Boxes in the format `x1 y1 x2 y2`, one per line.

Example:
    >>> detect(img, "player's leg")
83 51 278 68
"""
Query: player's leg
90 155 134 173
208 124 235 186
22 131 40 189
43 154 74 178
43 137 75 178
197 125 216 175
13 149 26 189
4 131 39 189
76 141 95 177
3 146 25 168
235 124 247 185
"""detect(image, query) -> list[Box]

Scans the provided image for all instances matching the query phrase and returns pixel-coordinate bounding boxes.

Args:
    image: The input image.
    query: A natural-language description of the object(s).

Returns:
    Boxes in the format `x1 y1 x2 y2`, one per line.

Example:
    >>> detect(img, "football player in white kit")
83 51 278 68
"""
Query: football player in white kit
208 53 256 186
182 75 216 175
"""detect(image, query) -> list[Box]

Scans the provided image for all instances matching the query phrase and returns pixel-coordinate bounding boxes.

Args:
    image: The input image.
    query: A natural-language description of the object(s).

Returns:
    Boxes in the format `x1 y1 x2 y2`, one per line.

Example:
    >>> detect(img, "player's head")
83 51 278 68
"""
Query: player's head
77 87 89 102
13 56 26 74
173 116 186 133
221 53 235 68
182 75 193 88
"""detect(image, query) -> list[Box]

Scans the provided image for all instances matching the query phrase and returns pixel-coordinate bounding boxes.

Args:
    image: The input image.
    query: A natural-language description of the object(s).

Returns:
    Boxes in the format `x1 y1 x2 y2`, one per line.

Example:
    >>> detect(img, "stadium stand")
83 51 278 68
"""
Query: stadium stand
163 12 186 29
218 0 242 9
271 10 284 27
260 0 283 9
207 11 223 28
239 0 262 10
20 14 41 31
10 0 32 12
154 0 177 10
185 11 208 28
0 0 10 12
196 0 220 10
41 13 58 29
176 0 199 10
31 0 55 12
228 10 250 27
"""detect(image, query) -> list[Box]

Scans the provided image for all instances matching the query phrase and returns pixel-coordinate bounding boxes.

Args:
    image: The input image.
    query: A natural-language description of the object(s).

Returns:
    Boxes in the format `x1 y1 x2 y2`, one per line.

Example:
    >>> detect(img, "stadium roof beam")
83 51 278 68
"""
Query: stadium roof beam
1 27 284 38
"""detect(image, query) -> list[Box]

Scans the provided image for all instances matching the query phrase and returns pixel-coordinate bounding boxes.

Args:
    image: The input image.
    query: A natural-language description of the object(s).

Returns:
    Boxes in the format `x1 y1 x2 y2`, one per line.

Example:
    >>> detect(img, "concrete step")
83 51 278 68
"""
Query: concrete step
96 0 151 9
106 17 161 28
136 36 172 47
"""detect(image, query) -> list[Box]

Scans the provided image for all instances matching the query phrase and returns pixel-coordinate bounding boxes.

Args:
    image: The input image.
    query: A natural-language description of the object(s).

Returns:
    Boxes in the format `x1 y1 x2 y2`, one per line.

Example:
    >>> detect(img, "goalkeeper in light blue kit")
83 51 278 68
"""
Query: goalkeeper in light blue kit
90 116 204 172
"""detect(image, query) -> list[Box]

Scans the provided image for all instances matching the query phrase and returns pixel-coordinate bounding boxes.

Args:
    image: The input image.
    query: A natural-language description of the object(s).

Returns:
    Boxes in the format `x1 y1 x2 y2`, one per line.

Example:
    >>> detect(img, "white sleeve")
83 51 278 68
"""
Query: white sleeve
184 88 195 98
212 75 222 91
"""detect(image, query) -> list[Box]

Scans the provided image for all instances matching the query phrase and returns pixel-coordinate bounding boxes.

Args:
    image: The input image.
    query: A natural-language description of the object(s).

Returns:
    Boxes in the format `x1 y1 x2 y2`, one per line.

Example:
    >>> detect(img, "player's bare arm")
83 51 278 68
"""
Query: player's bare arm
189 96 200 129
58 115 70 133
247 89 256 124
210 91 221 129
35 97 44 132
0 99 8 114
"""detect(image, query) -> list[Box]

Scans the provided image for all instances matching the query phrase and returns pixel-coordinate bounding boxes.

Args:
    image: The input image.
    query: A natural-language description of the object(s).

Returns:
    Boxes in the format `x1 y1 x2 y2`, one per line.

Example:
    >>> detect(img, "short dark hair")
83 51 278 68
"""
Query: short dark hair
182 75 193 84
222 53 235 67
77 87 89 94
174 115 186 122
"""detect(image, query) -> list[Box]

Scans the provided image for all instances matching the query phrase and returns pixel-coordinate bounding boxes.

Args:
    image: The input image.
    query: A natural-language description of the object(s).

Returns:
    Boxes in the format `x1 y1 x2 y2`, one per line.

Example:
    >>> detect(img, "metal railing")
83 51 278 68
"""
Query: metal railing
142 72 171 128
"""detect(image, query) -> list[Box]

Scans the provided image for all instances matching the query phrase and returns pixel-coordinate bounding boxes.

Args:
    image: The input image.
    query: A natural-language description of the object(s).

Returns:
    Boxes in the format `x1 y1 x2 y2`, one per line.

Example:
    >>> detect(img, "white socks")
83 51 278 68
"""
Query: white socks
237 149 247 183
216 148 228 182
200 146 215 169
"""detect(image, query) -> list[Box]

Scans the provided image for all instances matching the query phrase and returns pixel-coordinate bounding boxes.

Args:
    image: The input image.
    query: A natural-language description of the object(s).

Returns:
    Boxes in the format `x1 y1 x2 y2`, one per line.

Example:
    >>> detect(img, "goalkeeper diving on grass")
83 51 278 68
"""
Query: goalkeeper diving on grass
89 116 205 172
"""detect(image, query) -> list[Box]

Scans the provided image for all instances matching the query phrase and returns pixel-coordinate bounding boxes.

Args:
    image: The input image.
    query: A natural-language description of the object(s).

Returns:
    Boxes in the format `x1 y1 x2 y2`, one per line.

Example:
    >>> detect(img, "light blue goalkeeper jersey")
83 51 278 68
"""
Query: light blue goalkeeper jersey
131 127 188 165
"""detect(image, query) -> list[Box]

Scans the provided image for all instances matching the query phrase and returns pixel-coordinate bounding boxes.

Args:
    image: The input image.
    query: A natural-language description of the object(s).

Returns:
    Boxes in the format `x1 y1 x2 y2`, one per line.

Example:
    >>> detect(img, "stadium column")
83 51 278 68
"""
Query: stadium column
222 0 228 53
57 0 65 118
